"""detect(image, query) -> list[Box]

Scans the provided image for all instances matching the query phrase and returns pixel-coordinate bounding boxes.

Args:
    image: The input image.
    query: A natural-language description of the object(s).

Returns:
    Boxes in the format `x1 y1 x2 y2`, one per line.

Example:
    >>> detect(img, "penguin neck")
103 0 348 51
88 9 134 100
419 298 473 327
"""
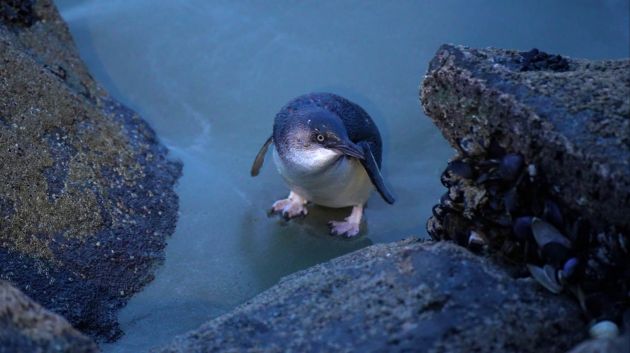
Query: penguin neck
275 143 342 175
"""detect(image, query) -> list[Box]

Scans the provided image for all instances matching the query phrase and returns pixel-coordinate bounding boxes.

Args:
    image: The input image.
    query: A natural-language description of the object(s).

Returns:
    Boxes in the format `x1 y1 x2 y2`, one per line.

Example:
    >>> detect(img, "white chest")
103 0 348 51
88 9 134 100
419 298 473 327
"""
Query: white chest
272 146 373 208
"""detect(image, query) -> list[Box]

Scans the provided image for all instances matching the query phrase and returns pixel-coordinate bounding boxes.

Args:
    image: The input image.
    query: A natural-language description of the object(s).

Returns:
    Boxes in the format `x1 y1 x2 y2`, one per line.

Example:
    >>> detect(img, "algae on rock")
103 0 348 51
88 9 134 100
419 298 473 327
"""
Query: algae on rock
0 0 182 341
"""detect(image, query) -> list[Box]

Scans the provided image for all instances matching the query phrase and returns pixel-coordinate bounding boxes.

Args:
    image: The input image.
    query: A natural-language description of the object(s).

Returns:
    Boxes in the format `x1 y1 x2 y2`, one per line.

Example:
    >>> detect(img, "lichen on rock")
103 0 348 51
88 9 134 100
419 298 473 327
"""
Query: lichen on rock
0 0 182 341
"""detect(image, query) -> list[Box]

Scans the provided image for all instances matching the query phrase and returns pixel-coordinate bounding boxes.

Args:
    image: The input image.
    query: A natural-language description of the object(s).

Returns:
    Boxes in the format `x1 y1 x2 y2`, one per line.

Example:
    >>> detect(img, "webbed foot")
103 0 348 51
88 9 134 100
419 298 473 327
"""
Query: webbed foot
271 191 308 219
328 204 364 238
328 220 360 237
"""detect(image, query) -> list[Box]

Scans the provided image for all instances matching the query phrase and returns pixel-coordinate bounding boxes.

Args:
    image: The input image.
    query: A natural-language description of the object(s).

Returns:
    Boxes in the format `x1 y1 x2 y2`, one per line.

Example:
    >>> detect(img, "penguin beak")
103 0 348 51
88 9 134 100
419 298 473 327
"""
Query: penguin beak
334 141 365 160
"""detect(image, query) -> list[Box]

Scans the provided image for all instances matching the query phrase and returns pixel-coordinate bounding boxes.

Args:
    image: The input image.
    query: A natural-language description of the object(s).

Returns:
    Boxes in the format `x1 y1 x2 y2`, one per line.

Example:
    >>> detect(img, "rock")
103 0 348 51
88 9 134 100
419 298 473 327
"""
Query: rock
0 280 98 353
567 336 630 353
421 44 630 325
421 44 630 230
152 239 584 353
0 0 182 341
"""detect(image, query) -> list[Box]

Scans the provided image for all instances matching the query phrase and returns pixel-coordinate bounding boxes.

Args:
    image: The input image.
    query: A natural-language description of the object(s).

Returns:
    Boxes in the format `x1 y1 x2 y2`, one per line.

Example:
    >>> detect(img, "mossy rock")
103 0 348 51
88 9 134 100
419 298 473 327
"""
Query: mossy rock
0 0 182 341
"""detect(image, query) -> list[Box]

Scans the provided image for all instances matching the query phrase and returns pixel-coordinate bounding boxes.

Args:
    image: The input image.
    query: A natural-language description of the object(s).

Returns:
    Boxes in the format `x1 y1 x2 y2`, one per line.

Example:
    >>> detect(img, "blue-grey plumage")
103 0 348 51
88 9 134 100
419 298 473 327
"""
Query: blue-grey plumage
251 92 395 237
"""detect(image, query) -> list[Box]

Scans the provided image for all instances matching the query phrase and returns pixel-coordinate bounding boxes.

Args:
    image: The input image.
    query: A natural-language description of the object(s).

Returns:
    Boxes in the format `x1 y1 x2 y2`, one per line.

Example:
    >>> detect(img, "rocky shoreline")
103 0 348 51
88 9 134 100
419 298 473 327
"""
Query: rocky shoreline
420 44 629 352
422 45 629 324
0 0 181 345
0 1 627 352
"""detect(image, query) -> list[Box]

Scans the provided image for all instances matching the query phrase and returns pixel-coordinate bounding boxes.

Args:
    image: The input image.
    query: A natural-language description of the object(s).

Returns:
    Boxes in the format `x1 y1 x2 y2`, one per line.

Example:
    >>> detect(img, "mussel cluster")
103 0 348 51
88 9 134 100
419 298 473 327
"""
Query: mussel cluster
427 138 630 329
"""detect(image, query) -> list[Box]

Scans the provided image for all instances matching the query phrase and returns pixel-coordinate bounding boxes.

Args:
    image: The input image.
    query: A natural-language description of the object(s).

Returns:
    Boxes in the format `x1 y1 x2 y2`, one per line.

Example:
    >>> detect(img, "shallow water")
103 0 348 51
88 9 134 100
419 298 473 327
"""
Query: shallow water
54 1 629 351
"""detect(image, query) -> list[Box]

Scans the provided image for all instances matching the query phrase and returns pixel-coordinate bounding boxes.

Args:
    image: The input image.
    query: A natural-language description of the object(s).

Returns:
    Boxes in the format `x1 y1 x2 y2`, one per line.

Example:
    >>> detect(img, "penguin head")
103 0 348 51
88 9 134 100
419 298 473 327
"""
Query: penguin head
278 107 365 171
307 109 365 159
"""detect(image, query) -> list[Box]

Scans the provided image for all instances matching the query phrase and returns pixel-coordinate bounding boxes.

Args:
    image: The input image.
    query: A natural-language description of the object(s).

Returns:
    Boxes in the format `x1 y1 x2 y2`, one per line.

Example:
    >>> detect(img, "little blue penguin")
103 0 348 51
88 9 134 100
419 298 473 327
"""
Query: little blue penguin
251 92 395 237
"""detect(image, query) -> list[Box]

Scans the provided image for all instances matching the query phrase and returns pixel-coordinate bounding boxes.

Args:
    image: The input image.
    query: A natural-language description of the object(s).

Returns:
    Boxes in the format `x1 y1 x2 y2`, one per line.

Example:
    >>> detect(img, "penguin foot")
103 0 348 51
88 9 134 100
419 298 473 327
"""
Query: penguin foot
328 220 360 237
328 204 364 238
271 191 308 219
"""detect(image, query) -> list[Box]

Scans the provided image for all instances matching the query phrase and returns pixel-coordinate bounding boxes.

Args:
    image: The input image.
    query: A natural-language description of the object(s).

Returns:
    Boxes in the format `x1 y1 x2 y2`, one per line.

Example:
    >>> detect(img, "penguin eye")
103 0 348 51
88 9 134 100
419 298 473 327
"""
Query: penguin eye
316 134 325 142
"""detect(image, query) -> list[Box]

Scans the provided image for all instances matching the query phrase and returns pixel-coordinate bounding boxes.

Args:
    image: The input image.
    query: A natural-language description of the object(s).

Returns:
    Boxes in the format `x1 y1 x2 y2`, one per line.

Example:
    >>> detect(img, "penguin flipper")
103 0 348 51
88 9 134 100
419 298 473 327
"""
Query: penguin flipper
251 136 273 177
357 141 395 204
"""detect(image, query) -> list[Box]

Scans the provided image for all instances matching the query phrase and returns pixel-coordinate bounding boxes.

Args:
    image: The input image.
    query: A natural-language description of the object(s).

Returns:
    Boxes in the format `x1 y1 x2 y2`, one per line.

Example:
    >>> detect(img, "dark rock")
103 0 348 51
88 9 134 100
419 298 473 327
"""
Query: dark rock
421 44 630 330
0 0 181 341
0 280 98 353
421 44 630 231
152 240 584 353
